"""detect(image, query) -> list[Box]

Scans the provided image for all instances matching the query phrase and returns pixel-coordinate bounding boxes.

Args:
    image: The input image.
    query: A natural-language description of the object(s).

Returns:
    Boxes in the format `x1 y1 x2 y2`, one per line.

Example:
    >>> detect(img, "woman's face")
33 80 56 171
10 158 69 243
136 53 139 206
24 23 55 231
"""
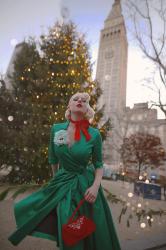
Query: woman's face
69 93 88 115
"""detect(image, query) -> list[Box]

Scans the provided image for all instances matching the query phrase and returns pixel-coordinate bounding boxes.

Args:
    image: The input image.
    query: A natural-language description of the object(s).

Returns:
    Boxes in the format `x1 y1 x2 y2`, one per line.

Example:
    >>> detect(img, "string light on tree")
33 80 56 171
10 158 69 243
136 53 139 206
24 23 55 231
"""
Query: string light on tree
68 56 73 61
71 69 75 75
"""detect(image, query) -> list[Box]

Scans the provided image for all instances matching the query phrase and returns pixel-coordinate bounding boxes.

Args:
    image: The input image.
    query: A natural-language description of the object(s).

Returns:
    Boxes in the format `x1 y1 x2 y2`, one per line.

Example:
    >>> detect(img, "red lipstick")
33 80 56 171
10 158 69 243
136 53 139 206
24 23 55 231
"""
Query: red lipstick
76 103 82 107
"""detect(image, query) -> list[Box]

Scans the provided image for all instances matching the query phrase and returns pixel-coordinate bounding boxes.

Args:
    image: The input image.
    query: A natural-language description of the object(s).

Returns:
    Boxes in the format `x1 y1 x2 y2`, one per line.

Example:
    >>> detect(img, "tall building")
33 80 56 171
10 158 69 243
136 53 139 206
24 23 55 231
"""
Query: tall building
5 42 25 90
96 0 128 118
96 0 166 173
96 0 128 165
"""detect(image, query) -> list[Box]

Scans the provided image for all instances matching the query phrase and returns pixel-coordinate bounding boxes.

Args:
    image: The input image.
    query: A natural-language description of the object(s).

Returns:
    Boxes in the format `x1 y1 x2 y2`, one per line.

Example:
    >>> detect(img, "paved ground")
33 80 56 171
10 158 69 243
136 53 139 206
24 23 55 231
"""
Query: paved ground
144 245 166 250
0 179 166 250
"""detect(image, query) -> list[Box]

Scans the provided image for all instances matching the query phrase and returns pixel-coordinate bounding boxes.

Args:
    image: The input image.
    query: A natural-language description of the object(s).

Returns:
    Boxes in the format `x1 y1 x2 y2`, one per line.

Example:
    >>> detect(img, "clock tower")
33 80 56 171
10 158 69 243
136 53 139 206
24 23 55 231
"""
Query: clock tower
96 0 128 119
96 0 128 164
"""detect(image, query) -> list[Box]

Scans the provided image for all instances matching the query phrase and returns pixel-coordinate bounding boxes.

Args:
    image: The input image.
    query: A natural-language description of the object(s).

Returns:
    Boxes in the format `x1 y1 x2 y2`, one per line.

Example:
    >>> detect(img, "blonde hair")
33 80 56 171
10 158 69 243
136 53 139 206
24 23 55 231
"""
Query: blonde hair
65 92 95 123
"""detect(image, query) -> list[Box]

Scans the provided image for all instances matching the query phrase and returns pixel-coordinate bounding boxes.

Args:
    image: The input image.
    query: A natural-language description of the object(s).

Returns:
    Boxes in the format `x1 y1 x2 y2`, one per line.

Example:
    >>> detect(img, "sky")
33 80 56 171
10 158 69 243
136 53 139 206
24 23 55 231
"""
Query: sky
0 0 164 119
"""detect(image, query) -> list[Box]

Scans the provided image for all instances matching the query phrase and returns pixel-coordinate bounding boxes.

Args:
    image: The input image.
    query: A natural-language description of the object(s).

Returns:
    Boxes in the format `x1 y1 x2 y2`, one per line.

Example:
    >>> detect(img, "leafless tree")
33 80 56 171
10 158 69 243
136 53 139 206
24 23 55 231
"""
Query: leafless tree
124 0 166 118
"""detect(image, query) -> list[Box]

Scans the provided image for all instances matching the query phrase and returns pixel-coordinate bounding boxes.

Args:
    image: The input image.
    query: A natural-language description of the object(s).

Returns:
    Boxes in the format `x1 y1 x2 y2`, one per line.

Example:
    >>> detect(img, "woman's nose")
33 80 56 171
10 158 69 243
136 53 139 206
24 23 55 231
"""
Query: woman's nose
77 98 82 103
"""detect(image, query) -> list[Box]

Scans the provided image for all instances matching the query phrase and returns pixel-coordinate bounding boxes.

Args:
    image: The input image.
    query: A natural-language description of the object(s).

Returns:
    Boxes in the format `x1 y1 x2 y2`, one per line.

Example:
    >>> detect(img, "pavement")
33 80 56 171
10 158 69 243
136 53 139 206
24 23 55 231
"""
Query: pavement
145 245 166 250
0 179 166 250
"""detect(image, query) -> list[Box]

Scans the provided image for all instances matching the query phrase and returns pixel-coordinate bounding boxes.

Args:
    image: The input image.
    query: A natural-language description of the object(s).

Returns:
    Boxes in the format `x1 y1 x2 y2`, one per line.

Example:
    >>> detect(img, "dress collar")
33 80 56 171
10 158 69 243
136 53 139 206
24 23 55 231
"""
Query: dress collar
63 120 70 130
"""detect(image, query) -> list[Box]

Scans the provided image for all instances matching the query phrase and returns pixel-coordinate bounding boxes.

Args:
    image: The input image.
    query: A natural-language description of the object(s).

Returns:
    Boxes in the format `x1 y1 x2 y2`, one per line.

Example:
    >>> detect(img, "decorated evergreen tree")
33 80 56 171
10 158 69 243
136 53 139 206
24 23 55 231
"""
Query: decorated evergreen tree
0 77 25 179
39 21 104 125
0 78 17 169
0 40 50 184
0 21 111 185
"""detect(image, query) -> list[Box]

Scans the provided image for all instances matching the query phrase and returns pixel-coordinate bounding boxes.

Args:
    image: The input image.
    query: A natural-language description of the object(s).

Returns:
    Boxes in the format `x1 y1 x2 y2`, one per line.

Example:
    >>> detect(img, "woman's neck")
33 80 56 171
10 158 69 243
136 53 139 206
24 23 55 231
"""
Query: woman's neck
70 112 85 121
68 113 85 130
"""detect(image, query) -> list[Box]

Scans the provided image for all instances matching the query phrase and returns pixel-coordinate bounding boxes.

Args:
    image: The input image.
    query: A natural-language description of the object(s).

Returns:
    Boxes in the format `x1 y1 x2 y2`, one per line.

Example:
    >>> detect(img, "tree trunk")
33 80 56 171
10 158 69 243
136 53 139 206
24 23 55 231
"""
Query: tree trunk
137 163 141 181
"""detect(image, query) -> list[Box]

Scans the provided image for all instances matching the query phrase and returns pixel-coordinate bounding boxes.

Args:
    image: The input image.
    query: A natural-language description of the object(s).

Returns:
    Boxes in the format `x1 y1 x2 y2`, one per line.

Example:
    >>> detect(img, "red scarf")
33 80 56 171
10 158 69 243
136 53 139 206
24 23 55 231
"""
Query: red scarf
69 116 91 141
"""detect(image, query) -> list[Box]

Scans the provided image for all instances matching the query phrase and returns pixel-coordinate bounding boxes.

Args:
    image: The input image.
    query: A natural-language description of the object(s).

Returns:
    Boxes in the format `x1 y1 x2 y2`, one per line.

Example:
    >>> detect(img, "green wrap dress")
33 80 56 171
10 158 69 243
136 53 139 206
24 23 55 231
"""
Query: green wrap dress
8 120 122 250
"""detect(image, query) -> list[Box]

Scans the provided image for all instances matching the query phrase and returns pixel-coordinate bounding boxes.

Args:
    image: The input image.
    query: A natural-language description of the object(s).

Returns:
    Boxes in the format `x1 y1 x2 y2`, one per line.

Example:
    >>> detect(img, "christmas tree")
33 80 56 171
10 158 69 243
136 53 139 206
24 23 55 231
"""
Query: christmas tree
0 78 19 172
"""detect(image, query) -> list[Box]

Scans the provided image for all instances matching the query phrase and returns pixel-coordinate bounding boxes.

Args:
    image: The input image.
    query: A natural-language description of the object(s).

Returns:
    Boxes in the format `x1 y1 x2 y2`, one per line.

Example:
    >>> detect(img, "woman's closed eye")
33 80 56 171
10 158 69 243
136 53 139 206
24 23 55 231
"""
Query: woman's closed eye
73 97 87 102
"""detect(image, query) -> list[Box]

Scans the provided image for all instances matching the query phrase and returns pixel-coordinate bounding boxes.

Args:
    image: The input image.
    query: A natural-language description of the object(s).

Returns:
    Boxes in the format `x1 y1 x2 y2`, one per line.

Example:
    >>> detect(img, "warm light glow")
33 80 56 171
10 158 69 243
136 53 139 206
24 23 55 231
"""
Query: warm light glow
8 116 14 121
128 192 133 198
71 69 75 75
140 223 146 228
137 203 142 208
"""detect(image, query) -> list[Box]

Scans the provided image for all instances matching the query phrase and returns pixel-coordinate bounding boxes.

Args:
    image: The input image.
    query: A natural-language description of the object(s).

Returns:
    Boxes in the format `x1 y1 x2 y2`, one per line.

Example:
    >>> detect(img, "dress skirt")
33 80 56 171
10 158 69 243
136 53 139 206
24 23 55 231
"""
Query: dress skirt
8 167 122 250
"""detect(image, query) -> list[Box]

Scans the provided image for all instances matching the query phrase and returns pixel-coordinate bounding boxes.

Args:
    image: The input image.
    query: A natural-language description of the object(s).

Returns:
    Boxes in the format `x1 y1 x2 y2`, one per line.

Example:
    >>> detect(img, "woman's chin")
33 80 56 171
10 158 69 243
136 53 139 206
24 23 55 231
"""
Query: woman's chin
72 110 86 116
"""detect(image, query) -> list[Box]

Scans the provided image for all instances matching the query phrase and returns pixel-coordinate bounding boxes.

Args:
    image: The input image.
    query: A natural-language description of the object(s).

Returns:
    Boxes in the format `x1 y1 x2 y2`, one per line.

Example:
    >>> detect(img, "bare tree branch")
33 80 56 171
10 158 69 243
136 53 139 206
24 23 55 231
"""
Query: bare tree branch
126 0 166 118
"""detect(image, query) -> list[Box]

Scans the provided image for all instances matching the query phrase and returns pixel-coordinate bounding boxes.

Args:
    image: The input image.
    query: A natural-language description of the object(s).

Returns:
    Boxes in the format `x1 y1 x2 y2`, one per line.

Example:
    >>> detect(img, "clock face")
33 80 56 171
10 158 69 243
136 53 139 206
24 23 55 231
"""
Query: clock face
105 75 111 81
105 50 114 59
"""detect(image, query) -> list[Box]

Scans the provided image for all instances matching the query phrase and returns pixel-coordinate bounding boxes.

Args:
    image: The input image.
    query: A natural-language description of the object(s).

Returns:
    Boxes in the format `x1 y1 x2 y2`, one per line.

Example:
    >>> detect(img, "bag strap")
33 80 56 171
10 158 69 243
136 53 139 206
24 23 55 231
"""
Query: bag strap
68 197 93 224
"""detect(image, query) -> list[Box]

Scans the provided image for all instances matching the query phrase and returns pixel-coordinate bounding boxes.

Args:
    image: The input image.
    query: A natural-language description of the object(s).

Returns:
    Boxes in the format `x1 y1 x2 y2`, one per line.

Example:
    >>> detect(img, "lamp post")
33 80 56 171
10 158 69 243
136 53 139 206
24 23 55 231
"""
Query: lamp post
121 171 126 186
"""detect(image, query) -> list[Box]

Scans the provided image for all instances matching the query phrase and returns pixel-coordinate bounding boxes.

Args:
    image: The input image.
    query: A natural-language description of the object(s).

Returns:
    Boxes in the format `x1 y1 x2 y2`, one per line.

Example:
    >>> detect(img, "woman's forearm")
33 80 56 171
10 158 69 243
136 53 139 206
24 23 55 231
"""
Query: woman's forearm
92 168 103 188
51 164 59 176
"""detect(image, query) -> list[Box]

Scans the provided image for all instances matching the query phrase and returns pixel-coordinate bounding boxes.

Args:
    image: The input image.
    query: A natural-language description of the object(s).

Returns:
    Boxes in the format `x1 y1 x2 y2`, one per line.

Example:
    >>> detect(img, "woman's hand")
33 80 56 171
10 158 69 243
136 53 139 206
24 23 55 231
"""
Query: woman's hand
51 164 59 177
84 184 99 203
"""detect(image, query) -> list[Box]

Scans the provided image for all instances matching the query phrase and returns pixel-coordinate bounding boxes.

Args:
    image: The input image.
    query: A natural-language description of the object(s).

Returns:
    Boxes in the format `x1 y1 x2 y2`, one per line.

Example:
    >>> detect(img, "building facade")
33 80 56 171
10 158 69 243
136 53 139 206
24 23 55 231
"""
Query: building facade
4 42 25 90
96 0 127 117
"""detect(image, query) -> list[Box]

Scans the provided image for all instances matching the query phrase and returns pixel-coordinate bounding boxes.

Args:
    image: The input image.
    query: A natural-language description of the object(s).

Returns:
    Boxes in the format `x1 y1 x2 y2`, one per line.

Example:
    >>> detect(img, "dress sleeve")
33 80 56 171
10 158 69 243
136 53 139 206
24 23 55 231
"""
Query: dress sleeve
48 124 59 164
92 129 104 169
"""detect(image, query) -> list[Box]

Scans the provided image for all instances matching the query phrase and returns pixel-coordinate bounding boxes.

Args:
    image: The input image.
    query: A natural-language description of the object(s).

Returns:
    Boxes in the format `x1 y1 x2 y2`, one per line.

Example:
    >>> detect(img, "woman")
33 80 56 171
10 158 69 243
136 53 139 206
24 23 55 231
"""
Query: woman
8 92 121 250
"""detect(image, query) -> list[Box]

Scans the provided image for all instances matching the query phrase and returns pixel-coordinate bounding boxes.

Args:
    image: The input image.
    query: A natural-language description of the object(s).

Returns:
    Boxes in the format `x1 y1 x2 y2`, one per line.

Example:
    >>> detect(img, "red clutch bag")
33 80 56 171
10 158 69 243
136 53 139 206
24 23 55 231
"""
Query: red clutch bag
62 197 96 246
